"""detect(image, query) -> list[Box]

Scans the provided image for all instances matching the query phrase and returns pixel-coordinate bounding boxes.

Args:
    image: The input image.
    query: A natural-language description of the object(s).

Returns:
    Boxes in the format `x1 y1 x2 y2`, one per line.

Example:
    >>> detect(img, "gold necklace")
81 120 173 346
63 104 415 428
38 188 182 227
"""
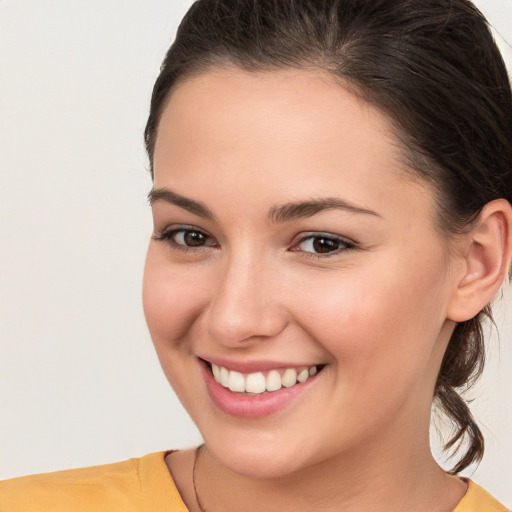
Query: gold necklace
192 444 209 512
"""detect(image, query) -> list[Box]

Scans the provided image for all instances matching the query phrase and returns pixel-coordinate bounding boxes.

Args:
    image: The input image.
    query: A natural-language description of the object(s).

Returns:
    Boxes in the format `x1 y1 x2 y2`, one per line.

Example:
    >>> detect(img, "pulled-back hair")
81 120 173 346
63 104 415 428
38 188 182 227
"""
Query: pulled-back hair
144 0 512 473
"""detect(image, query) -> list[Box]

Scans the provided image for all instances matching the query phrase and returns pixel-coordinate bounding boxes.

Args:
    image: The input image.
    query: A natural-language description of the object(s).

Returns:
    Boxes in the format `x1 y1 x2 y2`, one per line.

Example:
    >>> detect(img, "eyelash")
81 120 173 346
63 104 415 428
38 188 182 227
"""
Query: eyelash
155 227 357 258
290 233 357 258
155 226 218 253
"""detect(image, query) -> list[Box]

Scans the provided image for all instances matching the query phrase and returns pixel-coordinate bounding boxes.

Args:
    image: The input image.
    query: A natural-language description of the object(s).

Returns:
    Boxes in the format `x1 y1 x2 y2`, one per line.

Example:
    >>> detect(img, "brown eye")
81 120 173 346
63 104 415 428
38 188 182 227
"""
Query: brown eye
181 231 208 247
312 237 340 253
156 227 217 249
293 233 355 256
172 229 216 247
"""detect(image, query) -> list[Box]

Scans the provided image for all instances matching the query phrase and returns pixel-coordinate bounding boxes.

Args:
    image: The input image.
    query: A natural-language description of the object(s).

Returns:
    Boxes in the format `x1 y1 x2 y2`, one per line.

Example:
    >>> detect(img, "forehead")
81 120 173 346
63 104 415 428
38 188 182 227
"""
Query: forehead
156 68 395 164
153 67 435 223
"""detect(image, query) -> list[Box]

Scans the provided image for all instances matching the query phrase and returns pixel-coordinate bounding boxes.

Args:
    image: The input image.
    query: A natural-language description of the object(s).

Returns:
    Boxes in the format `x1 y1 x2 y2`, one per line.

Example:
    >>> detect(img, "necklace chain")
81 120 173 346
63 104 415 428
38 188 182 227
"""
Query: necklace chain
193 444 209 512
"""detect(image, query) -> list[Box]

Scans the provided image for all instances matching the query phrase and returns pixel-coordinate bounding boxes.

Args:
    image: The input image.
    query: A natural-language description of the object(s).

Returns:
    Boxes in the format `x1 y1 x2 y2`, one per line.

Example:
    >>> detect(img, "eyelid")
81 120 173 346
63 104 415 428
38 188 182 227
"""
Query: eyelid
290 232 357 257
154 224 218 250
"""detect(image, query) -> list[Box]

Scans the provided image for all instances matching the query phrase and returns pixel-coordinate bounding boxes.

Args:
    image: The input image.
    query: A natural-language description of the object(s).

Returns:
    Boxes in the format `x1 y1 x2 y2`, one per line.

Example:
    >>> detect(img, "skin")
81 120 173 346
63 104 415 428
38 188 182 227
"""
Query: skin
143 68 472 511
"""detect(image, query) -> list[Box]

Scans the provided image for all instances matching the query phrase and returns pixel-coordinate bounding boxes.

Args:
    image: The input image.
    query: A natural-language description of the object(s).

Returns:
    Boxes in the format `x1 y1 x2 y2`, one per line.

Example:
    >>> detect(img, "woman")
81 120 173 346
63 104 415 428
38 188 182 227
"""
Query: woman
1 0 511 510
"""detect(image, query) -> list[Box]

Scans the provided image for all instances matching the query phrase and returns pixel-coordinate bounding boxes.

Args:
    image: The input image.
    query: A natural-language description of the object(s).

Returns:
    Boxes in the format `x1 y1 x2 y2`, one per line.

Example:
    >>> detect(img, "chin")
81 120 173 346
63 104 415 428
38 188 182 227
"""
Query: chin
202 429 314 479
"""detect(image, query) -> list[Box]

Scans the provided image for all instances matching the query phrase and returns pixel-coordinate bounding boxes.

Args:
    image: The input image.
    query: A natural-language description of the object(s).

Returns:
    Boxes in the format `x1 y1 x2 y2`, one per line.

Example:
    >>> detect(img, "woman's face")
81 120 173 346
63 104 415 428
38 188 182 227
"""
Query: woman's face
143 68 460 478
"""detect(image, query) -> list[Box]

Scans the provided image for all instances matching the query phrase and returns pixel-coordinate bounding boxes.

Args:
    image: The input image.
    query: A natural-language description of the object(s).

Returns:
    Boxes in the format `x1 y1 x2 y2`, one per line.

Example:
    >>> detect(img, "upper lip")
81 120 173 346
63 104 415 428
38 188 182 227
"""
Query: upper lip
198 355 322 374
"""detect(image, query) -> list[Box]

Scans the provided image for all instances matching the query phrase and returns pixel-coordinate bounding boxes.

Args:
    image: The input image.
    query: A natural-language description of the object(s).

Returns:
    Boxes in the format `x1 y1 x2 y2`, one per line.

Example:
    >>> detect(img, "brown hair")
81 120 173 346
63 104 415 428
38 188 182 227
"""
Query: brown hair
145 0 512 473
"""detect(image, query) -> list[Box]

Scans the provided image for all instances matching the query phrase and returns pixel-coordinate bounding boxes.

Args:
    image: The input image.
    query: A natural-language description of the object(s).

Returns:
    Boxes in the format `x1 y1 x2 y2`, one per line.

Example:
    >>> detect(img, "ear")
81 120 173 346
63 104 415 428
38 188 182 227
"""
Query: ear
447 199 512 322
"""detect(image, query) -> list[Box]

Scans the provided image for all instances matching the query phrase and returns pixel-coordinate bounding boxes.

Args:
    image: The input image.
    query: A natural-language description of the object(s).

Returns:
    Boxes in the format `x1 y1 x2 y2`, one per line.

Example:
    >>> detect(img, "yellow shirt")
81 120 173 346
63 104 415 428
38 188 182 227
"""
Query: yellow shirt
0 452 507 512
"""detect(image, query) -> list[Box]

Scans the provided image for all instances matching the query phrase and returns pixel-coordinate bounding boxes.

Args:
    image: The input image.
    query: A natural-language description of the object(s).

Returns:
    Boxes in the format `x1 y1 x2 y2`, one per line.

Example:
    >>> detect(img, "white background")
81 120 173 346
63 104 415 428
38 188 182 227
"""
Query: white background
0 0 511 506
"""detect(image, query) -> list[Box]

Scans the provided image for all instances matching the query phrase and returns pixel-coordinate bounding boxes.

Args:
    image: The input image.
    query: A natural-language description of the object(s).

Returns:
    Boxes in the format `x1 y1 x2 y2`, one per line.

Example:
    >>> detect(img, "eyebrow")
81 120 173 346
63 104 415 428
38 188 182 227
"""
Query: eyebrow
148 187 380 222
268 198 380 222
148 188 215 220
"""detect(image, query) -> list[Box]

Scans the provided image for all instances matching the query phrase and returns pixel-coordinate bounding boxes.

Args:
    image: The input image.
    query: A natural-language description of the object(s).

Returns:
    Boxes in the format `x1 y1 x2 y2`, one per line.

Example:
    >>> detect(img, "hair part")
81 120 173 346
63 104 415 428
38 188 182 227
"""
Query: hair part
145 0 512 473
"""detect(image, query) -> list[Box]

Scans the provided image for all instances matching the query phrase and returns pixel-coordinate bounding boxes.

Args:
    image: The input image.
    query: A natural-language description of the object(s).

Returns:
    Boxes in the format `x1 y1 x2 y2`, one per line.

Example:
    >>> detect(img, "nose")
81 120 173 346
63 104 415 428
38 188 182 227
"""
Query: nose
204 252 288 347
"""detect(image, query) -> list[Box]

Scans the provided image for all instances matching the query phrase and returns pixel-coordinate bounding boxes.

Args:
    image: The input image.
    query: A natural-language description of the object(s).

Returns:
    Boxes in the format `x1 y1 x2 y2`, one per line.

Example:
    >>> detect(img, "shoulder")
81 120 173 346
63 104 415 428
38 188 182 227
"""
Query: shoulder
0 452 187 512
454 479 509 512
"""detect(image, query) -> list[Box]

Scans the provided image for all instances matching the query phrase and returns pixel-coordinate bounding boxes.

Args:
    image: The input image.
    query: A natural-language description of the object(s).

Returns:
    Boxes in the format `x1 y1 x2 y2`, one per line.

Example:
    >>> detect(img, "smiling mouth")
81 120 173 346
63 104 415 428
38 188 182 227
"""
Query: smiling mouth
204 361 324 395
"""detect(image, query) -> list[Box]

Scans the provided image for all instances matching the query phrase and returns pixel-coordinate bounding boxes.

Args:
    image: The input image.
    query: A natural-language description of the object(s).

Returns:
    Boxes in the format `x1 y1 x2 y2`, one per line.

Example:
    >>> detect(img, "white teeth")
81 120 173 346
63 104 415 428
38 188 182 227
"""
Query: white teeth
281 368 297 388
245 372 266 394
297 369 309 383
228 371 245 393
220 366 230 387
210 363 320 395
266 370 282 392
212 364 221 382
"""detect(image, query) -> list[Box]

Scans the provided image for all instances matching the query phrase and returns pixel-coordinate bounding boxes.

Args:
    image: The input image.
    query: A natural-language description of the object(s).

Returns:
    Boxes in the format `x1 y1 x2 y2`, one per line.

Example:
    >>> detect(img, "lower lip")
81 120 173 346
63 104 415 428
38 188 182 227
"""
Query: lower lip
200 361 320 419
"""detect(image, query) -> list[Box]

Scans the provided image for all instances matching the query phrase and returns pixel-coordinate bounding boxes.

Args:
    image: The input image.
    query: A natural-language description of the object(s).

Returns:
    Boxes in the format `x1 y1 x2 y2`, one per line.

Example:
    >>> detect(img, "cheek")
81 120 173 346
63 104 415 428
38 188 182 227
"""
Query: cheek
291 254 449 372
142 245 214 409
142 243 209 346
289 263 450 432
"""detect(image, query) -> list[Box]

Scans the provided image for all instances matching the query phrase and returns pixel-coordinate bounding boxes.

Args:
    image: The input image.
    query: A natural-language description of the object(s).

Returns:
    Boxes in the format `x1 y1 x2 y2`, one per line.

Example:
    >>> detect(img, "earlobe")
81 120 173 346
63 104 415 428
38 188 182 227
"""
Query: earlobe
447 199 512 323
